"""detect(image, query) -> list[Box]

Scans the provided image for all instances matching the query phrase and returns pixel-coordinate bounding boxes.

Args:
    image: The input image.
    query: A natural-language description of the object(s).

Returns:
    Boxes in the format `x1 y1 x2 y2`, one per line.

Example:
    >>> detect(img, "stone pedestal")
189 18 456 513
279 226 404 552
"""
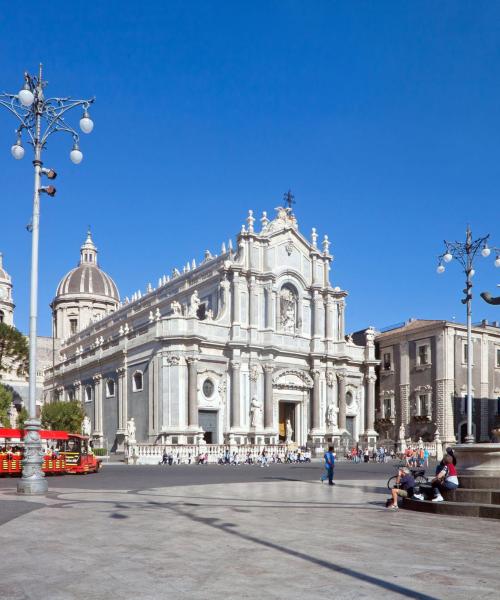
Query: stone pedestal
453 444 500 475
360 430 378 450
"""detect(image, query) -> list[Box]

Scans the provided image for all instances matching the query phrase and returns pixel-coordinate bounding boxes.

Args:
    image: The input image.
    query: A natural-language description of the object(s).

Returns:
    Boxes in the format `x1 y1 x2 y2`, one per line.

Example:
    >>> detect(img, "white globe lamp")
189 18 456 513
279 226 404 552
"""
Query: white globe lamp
70 144 83 164
436 264 445 274
443 252 453 263
11 140 24 160
481 246 491 258
18 86 34 107
79 111 94 134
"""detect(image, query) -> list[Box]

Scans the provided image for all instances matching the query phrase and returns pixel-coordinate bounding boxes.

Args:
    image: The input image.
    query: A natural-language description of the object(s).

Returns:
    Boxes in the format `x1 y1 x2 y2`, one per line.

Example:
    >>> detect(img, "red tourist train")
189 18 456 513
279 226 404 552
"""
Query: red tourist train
0 428 102 476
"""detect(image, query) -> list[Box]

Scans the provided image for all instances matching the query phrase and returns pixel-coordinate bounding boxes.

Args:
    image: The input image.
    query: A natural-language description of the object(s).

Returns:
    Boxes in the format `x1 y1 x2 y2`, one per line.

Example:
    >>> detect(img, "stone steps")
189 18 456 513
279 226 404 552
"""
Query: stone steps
402 497 500 519
444 488 500 504
457 475 500 489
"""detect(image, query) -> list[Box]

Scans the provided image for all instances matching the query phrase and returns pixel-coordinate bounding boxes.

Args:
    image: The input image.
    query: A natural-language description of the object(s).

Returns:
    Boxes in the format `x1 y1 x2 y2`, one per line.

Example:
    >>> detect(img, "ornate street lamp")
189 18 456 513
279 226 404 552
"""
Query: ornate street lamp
0 64 94 494
436 227 499 444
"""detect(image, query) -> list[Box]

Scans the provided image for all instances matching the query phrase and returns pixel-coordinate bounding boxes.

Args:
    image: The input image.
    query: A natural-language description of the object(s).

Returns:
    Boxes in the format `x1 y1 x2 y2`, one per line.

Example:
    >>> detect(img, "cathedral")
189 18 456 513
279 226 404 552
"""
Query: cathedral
43 203 378 452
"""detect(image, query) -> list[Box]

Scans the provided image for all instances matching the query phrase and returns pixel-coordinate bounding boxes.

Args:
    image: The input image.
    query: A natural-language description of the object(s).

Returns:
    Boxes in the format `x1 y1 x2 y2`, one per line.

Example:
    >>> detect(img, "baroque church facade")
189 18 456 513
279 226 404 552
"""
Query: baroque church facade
44 204 378 451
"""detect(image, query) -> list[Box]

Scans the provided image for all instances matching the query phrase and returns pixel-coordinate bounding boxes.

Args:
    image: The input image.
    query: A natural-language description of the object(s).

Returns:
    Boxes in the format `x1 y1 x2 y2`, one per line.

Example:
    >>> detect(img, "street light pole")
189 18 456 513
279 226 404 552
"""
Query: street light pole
0 64 94 494
437 226 499 444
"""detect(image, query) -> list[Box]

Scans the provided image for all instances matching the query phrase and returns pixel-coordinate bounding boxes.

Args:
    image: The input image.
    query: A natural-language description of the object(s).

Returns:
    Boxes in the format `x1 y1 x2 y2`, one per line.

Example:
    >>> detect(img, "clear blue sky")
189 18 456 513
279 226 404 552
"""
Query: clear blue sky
1 2 499 337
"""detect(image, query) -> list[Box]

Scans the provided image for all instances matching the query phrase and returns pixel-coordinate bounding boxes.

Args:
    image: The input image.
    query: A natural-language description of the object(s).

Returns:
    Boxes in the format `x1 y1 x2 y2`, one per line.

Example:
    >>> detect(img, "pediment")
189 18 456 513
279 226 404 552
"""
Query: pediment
273 369 314 389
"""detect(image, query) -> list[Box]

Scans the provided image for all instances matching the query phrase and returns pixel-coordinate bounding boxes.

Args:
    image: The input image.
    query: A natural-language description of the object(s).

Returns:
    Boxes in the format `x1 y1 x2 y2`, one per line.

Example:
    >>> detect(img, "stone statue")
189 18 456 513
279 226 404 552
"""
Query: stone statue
280 287 297 334
171 300 182 315
399 424 405 440
326 403 336 427
8 403 17 428
82 415 91 437
127 417 136 443
189 290 200 317
285 418 293 442
250 396 263 428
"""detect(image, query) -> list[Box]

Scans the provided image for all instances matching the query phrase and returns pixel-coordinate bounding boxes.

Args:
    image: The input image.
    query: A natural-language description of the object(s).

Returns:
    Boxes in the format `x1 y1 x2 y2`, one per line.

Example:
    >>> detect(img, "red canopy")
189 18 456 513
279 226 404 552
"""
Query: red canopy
0 428 69 440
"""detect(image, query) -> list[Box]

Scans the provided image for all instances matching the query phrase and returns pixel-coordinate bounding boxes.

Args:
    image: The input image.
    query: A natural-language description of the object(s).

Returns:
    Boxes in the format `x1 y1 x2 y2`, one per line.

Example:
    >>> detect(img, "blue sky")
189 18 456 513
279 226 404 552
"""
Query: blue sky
0 2 499 336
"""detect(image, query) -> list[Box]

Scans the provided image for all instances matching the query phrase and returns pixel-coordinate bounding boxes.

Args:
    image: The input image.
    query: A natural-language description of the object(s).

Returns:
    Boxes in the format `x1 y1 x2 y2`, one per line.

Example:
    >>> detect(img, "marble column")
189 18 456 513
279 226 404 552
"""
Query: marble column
264 363 274 429
325 296 334 340
187 357 199 428
337 372 346 430
312 369 321 430
231 272 241 324
366 374 376 432
92 373 103 437
116 366 128 432
230 360 241 428
313 291 323 338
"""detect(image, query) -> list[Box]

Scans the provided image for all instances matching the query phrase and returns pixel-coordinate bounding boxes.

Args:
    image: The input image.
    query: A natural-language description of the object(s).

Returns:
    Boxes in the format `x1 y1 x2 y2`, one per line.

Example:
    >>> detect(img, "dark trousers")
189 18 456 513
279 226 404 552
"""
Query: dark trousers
327 466 334 485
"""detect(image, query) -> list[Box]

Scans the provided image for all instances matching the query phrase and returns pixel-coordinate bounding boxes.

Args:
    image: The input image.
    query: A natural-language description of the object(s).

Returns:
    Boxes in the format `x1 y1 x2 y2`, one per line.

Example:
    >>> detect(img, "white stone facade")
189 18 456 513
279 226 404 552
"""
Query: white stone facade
45 206 378 452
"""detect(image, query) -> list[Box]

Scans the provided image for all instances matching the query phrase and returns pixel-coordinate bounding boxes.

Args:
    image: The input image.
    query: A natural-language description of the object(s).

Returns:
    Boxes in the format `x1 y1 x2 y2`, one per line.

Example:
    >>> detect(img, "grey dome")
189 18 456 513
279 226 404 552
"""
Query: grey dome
54 230 119 302
56 264 119 300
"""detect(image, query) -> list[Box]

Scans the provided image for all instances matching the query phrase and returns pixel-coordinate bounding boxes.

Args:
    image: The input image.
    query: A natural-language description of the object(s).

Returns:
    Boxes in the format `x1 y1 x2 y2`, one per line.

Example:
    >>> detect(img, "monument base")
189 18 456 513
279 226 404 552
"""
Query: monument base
453 443 500 475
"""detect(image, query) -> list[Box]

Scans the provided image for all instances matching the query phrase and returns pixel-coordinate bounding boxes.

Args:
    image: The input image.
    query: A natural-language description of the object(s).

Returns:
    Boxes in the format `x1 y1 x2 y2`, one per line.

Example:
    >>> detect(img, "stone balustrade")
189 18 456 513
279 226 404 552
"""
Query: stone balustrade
126 443 290 465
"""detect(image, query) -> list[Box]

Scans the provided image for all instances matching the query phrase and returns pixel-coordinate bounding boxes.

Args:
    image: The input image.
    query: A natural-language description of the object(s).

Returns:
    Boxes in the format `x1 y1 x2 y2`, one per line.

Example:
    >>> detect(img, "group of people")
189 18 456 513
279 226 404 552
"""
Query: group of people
159 447 313 466
387 448 459 510
345 446 396 463
404 446 430 468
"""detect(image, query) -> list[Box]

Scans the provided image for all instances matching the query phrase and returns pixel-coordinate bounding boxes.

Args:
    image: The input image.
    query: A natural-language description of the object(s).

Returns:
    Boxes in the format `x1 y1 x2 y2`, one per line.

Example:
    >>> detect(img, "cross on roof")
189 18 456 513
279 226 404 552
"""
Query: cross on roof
283 189 295 210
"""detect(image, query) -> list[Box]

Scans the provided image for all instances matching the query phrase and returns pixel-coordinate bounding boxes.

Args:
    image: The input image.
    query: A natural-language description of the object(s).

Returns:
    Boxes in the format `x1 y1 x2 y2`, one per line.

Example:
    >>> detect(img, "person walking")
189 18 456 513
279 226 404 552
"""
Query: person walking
321 445 336 485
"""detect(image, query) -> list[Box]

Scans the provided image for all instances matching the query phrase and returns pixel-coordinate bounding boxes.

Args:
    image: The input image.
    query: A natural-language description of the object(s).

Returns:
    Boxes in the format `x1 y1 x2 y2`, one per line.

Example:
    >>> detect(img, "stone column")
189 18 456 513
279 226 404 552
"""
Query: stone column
325 296 334 340
265 284 273 329
312 369 321 430
231 271 241 324
264 363 274 429
337 371 346 430
116 366 128 433
73 380 81 404
230 359 241 429
92 373 103 438
365 374 376 432
248 276 258 330
312 291 322 339
187 357 199 428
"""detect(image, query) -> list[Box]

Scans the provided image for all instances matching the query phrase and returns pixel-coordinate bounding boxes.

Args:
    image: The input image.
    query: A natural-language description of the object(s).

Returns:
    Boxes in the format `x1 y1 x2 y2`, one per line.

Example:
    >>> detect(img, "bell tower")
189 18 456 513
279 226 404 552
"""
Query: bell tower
0 253 15 326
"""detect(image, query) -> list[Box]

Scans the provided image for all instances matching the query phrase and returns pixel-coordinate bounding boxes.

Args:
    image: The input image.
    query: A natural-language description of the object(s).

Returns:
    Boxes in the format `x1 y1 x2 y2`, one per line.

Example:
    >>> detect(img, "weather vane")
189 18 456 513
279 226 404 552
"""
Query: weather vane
283 189 295 210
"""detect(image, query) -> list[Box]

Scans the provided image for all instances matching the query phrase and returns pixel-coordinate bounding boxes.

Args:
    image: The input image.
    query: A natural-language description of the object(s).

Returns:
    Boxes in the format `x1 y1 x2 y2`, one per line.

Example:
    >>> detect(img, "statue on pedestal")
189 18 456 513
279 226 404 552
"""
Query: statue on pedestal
326 403 336 428
82 415 91 437
250 396 263 428
286 418 293 442
189 290 200 317
127 417 137 444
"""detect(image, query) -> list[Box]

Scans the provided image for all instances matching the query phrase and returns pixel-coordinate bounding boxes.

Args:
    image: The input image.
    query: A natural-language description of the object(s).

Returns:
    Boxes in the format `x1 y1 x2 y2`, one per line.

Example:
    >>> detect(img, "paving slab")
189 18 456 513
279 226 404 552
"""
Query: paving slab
0 467 498 599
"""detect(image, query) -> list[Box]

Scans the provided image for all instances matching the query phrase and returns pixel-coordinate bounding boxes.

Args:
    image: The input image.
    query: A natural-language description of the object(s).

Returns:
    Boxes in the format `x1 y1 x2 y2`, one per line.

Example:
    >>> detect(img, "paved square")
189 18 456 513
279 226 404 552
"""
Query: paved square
0 464 498 599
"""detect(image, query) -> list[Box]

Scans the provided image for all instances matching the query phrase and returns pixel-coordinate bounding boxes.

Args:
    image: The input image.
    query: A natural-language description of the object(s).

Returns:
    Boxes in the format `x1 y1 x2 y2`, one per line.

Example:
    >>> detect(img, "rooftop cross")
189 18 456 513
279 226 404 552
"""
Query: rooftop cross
283 189 295 210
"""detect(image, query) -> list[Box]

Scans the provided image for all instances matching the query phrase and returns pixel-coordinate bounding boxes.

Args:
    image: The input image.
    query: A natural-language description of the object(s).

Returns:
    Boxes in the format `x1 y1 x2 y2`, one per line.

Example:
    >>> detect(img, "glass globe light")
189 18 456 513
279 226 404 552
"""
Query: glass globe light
11 140 24 160
443 252 453 263
469 269 475 277
481 246 491 258
436 264 445 274
495 256 500 268
79 111 94 134
70 144 83 164
18 87 34 107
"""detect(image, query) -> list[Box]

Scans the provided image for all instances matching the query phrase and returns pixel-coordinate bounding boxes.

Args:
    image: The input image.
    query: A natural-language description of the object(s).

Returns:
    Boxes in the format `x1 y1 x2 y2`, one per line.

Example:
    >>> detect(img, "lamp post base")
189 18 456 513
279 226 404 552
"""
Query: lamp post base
16 418 48 496
464 434 475 444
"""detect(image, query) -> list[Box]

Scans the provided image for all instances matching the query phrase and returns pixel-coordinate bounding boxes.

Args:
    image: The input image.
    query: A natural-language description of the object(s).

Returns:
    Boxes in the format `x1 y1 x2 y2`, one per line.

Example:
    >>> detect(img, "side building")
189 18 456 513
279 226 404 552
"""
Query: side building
44 204 378 453
375 319 500 446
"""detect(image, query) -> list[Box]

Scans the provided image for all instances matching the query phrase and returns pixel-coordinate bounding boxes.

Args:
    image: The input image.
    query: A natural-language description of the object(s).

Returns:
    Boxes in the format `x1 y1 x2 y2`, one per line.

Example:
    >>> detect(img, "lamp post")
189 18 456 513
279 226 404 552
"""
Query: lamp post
0 64 94 494
436 226 499 444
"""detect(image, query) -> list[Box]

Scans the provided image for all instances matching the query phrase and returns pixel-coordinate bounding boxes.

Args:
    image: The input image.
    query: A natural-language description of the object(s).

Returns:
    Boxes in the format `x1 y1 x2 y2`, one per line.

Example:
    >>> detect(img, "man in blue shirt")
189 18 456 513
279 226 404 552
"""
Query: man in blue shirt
321 445 336 486
387 466 415 510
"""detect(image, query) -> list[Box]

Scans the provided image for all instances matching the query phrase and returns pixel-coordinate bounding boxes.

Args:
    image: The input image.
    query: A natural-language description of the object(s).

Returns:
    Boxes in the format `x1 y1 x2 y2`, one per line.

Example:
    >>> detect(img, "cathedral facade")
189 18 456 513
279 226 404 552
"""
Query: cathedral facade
44 205 378 451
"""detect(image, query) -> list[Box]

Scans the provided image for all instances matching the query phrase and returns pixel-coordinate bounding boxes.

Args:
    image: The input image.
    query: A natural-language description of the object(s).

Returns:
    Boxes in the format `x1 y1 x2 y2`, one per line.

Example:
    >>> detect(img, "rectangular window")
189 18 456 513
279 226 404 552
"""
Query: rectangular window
418 345 429 365
463 343 468 363
496 348 500 368
383 353 392 371
70 319 78 335
384 398 392 418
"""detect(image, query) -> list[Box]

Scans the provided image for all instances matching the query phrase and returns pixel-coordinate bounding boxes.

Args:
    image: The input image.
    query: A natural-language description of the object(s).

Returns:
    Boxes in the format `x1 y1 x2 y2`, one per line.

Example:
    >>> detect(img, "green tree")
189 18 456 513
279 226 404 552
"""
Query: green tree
0 383 13 426
17 406 29 429
0 323 29 379
41 400 85 433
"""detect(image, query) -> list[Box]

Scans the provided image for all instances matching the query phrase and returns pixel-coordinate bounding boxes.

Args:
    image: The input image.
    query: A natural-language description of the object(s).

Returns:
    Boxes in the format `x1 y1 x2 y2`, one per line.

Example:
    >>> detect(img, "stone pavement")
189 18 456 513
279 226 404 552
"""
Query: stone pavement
0 472 499 599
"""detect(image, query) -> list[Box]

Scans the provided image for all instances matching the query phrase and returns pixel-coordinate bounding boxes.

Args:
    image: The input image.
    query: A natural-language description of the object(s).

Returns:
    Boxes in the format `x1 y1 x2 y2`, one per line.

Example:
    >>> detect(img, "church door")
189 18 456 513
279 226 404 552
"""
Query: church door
346 416 355 440
199 410 218 444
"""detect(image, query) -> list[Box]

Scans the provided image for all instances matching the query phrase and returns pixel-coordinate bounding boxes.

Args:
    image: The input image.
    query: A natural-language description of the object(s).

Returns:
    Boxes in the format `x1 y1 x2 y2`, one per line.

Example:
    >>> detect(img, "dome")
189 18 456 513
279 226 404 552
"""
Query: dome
54 230 120 302
0 253 11 282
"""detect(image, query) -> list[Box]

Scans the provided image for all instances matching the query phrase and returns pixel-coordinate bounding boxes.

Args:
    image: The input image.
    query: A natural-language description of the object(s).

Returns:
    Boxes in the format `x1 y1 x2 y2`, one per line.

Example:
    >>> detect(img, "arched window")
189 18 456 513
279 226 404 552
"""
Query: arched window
85 385 93 403
68 389 75 402
132 370 143 392
279 284 298 334
106 379 115 398
0 310 4 323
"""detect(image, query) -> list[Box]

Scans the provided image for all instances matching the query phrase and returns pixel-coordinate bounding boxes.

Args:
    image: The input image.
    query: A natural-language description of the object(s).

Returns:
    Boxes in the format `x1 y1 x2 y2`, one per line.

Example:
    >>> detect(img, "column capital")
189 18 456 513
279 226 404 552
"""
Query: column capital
116 366 127 376
186 356 199 365
73 380 81 389
337 370 347 382
311 368 321 379
263 363 274 373
230 359 241 370
365 374 377 384
93 373 102 382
